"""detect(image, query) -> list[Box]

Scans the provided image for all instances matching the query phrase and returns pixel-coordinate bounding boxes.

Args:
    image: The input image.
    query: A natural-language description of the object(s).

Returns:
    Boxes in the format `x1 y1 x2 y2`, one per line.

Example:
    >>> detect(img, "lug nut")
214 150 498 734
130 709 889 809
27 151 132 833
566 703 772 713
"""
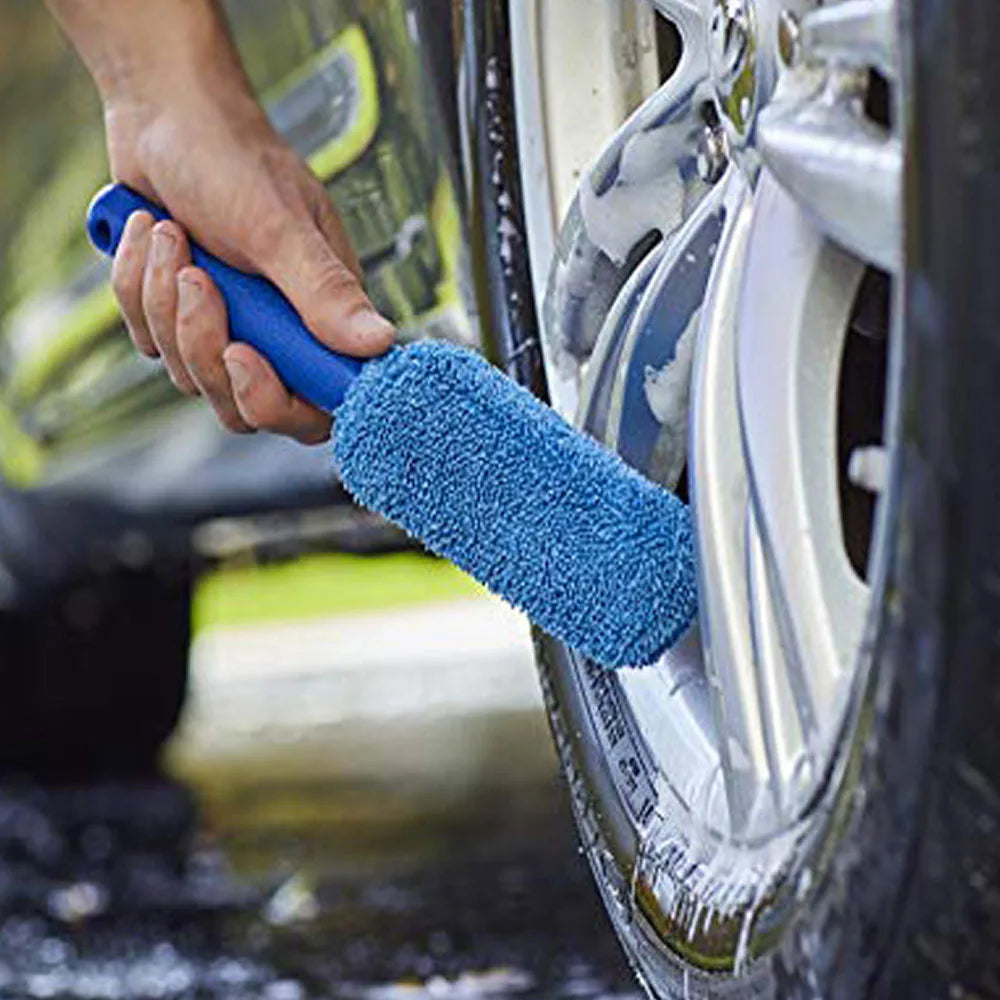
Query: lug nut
711 0 753 83
848 445 888 493
778 9 801 67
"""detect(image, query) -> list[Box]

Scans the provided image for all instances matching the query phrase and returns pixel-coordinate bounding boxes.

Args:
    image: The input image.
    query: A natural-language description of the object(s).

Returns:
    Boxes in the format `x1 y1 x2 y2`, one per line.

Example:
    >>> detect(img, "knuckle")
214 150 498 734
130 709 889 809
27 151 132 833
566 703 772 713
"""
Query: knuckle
153 219 180 242
313 256 361 296
300 262 365 327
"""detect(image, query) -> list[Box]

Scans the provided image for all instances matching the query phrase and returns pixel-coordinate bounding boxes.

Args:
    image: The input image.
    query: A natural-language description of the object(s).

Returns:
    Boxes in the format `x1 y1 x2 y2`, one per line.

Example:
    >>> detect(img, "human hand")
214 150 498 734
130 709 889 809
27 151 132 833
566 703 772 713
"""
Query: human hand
53 0 394 443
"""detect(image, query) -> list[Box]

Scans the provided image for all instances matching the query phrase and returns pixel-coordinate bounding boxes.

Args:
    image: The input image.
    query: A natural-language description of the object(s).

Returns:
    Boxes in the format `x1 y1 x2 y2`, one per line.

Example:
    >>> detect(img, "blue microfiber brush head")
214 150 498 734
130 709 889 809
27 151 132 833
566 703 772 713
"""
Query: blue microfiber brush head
334 341 698 668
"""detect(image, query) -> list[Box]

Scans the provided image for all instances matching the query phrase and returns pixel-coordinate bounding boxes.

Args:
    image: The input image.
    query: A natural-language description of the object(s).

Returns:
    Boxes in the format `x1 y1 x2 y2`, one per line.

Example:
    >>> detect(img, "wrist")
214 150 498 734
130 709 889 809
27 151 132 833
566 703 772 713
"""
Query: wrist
97 20 267 191
95 2 238 100
48 0 262 182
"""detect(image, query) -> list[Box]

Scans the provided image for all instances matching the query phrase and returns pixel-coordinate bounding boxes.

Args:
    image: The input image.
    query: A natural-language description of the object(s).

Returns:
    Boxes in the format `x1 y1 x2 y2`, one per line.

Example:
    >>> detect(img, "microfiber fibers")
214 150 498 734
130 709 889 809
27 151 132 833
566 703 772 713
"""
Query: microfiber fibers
334 340 698 668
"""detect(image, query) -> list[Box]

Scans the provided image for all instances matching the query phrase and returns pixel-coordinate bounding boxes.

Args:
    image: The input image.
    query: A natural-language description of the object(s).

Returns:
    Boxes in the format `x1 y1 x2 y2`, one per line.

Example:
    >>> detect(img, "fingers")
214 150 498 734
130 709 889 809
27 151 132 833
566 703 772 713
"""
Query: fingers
142 220 197 394
223 342 332 445
175 268 328 443
111 210 157 357
175 267 252 434
109 178 374 445
111 214 199 396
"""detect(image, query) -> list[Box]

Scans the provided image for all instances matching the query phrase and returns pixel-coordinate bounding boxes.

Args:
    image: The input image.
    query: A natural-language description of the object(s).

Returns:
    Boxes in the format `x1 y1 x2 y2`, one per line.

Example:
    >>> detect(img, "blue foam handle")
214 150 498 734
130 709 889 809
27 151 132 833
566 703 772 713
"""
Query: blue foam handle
86 184 365 412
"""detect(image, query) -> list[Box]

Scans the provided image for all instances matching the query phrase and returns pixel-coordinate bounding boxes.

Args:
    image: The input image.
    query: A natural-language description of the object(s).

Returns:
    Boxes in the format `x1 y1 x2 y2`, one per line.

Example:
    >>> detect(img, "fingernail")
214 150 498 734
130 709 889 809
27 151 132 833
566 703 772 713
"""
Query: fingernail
347 305 395 344
151 227 175 263
224 356 251 394
177 275 200 315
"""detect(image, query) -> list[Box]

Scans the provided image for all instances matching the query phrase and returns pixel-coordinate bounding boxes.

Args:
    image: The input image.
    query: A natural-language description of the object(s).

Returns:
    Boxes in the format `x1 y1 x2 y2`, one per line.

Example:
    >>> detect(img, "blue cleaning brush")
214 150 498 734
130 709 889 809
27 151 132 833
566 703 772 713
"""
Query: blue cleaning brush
87 184 697 668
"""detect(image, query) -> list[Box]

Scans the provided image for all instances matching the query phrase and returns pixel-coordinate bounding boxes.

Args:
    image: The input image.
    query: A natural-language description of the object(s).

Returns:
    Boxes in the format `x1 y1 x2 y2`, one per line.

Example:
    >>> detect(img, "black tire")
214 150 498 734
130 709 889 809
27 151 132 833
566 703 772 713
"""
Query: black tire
875 0 1000 993
466 0 1000 994
0 565 191 780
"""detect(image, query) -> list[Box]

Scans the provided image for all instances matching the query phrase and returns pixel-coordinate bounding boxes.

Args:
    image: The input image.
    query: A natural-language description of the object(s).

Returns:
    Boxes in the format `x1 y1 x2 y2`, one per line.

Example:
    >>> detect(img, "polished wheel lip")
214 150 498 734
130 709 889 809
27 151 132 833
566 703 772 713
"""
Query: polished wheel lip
512 0 905 973
510 0 664 413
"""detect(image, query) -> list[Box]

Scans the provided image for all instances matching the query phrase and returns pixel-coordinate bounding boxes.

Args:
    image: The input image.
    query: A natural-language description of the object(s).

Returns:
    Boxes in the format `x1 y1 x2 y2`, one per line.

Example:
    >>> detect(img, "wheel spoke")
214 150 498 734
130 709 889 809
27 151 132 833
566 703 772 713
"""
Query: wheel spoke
800 0 899 79
689 172 778 837
757 88 902 272
736 173 870 726
745 503 816 817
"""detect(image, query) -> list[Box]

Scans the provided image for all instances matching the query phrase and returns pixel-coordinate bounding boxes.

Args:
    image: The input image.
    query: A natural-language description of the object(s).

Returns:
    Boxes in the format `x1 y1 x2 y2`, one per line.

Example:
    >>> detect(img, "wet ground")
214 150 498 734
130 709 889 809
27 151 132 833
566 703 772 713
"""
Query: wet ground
0 597 638 1000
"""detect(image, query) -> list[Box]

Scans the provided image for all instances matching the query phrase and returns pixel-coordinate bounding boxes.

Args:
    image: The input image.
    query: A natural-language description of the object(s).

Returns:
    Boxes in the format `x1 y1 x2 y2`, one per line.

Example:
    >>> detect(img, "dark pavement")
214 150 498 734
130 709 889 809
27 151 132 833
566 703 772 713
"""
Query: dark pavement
0 695 638 1000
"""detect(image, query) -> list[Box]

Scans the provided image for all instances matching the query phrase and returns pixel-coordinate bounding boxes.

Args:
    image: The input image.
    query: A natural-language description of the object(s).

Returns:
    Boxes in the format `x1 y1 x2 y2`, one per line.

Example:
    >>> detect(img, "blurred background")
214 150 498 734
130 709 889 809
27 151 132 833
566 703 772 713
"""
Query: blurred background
0 3 638 997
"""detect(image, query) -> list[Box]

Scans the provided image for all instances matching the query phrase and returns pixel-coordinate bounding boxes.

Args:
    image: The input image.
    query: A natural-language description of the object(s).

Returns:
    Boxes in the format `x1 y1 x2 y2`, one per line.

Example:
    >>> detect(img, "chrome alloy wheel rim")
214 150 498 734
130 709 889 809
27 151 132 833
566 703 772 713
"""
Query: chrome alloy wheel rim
512 0 904 968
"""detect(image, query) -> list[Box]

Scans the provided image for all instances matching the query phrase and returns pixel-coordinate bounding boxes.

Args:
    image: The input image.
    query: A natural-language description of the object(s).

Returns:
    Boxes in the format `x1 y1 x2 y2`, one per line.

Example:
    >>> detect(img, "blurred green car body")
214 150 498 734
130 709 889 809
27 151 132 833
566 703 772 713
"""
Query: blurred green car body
0 0 471 773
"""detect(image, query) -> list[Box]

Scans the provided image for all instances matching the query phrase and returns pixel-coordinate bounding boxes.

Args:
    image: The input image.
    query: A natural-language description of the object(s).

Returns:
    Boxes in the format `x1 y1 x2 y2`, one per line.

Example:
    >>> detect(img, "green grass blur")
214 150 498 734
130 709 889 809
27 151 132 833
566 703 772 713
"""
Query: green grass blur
193 551 485 632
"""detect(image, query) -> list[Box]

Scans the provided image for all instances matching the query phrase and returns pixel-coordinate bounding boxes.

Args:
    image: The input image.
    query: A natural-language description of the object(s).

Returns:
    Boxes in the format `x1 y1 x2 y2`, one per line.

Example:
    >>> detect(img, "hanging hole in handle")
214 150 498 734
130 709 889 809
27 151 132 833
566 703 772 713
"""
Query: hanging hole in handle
90 218 114 254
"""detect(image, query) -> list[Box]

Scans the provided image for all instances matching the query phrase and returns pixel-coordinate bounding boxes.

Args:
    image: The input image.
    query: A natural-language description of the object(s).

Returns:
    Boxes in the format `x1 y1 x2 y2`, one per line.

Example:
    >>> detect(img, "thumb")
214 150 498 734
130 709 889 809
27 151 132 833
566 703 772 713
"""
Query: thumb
255 217 395 358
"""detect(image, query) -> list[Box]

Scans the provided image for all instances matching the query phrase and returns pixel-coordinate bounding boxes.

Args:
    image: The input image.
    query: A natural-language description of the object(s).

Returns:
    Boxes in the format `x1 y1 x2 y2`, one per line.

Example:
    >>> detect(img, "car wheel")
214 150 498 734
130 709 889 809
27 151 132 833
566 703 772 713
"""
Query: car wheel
466 0 1000 994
